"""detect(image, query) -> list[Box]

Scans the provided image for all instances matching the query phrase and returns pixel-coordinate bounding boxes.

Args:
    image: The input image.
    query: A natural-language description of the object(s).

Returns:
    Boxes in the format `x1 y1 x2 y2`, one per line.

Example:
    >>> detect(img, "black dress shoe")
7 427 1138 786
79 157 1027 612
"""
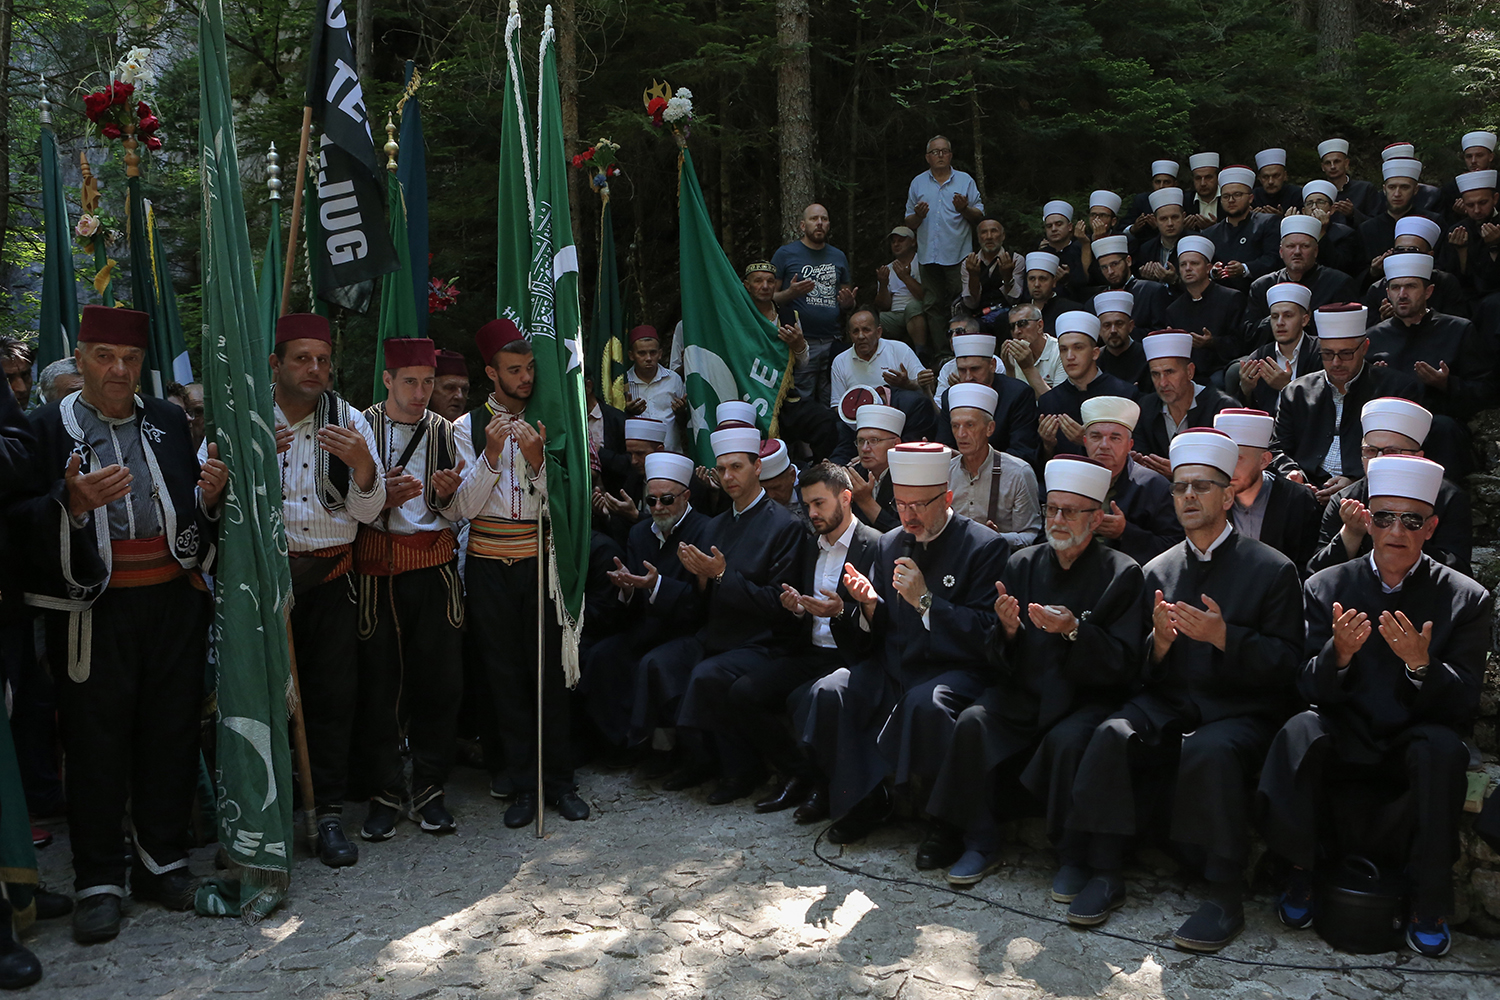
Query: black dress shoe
504 792 538 828
706 775 761 806
34 888 73 920
915 824 964 871
826 787 893 845
0 900 41 989
72 893 122 944
660 765 715 792
755 776 812 814
547 790 590 821
317 817 359 868
489 773 516 800
793 786 830 824
361 798 401 841
132 867 199 910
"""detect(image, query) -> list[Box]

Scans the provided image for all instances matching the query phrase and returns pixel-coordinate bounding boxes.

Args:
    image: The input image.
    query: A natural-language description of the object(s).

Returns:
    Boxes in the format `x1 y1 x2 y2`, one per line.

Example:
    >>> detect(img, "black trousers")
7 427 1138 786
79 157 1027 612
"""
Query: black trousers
466 556 572 798
290 572 360 814
0 611 62 814
727 647 844 781
47 577 208 892
1258 712 1469 916
352 563 464 801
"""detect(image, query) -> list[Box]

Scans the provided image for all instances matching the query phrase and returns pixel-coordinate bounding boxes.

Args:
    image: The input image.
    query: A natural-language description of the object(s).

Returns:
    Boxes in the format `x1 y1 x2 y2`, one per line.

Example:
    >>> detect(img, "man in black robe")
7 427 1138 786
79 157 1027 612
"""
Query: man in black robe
1019 252 1086 334
1164 236 1248 380
1093 289 1153 394
1244 215 1358 337
1359 158 1442 265
1308 398 1472 578
1251 149 1302 214
1037 312 1142 462
1135 189 1189 283
1089 236 1171 332
1126 160 1183 240
1230 282 1321 413
798 443 1008 850
1317 139 1382 224
1270 303 1423 500
1296 181 1365 278
1213 409 1321 577
1258 455 1491 959
8 307 224 942
927 456 1145 888
1132 331 1237 468
1201 166 1279 294
845 403 905 533
583 452 711 754
1434 130 1498 223
1361 224 1468 321
1080 396 1183 567
1063 429 1302 952
644 426 805 799
934 333 1039 466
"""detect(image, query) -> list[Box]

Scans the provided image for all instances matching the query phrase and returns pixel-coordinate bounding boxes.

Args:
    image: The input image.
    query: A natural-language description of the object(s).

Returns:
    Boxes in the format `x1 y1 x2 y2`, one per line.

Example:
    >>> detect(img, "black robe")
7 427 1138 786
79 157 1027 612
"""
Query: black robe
1253 183 1304 214
1332 176 1383 223
1201 214 1280 292
1230 336 1322 413
1359 210 1443 266
1103 456 1183 568
1132 384 1238 460
851 469 900 533
1307 476 1472 579
1035 295 1088 335
1164 282 1248 375
695 494 805 654
1244 264 1359 343
1361 268 1469 321
1366 310 1497 421
1036 370 1145 460
596 400 630 494
1269 364 1424 485
935 373 1040 467
1088 278 1173 333
1097 339 1153 396
1318 221 1366 279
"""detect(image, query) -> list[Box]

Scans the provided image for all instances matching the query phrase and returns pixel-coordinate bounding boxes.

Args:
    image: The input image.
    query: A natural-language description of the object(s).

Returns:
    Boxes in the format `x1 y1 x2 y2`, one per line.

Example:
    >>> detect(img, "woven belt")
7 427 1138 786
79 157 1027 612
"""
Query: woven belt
354 527 456 577
467 518 540 562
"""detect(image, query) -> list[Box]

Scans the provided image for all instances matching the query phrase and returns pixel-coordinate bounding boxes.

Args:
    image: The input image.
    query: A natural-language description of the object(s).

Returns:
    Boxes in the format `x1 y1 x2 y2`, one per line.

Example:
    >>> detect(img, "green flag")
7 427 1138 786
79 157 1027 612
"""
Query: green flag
38 117 79 369
528 9 590 678
258 178 282 344
371 171 418 404
677 148 793 464
592 198 629 410
496 6 533 328
196 0 295 922
128 178 190 394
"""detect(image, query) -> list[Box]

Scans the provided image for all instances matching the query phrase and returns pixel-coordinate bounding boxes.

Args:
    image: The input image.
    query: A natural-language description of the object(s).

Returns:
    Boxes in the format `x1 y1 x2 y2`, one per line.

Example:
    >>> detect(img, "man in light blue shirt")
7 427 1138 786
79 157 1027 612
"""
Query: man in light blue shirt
906 135 984 359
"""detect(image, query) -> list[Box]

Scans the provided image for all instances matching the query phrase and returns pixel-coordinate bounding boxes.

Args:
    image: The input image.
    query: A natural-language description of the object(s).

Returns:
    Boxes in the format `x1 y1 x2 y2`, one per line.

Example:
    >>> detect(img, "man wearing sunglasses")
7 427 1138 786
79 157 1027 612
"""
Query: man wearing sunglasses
1259 455 1491 959
1270 302 1423 501
927 456 1145 890
1307 397 1471 577
1065 429 1301 953
584 452 711 761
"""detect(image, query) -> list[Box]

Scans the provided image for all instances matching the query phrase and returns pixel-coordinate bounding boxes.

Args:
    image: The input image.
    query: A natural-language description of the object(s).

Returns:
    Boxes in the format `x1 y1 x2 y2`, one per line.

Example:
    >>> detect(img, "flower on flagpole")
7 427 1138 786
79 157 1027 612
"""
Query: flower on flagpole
571 138 622 197
75 214 100 239
114 46 156 87
82 57 166 153
428 275 460 313
642 80 692 145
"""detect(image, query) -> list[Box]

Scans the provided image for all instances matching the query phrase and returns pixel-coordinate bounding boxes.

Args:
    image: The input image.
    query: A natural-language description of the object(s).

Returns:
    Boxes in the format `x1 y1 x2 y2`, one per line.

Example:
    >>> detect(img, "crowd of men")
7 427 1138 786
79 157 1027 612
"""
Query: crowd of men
0 127 1497 973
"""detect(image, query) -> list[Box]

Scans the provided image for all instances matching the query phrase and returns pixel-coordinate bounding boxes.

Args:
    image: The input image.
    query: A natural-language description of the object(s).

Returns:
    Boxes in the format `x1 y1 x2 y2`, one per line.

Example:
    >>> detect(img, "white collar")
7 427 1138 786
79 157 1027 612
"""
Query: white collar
1187 522 1234 561
1368 550 1421 593
733 488 767 519
818 516 859 553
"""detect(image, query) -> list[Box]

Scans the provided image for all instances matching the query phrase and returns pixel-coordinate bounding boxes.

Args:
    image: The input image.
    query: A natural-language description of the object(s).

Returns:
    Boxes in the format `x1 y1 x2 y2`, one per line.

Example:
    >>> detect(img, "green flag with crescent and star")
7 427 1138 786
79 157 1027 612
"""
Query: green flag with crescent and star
676 148 793 465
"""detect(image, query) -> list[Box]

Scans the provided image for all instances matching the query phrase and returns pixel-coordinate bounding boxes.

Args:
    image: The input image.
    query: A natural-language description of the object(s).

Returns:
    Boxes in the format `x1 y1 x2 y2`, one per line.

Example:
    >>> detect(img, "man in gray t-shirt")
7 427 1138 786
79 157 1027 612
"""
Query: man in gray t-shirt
772 203 855 406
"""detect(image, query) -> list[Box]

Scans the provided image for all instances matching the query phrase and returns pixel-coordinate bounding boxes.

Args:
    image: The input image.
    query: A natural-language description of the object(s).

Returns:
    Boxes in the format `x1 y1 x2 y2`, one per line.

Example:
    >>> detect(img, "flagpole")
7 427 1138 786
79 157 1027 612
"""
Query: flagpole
536 512 546 839
280 106 314 317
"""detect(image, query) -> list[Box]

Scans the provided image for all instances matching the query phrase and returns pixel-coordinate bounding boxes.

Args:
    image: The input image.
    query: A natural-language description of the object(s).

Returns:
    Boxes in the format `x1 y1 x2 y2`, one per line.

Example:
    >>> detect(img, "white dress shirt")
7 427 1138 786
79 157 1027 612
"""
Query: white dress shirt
371 414 493 535
809 517 858 648
277 402 386 551
831 338 926 403
450 399 547 522
626 365 686 453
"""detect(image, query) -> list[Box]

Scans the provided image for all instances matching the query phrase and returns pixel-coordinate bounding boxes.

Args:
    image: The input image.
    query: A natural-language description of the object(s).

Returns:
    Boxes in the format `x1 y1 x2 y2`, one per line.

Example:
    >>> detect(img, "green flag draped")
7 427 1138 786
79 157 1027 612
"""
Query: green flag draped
128 178 190 394
38 121 79 369
592 198 629 410
259 187 282 344
195 0 295 922
529 9 590 679
496 7 534 328
372 172 418 404
677 148 793 464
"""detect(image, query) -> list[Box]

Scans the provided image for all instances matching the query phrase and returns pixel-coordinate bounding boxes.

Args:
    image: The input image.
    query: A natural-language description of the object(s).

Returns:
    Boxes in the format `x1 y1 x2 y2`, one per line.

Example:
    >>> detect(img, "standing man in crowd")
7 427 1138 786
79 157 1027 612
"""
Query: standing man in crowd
429 349 470 421
773 204 856 406
907 135 984 358
623 325 687 455
1 336 33 410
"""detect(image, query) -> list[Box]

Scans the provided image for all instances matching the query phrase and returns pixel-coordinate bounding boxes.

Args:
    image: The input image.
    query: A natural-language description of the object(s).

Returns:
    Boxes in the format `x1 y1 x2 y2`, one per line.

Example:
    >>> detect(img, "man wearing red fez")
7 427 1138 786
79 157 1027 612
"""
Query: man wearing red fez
269 311 386 868
7 305 227 942
623 325 686 453
428 349 470 422
448 318 590 826
352 338 488 841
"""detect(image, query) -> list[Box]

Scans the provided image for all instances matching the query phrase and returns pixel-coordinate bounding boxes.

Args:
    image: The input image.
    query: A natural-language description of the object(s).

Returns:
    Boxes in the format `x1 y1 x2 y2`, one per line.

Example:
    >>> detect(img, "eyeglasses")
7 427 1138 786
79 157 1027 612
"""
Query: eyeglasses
1045 504 1101 521
644 491 685 507
1170 479 1228 496
893 492 947 513
926 148 953 157
1360 445 1420 459
1370 510 1432 530
1319 347 1362 362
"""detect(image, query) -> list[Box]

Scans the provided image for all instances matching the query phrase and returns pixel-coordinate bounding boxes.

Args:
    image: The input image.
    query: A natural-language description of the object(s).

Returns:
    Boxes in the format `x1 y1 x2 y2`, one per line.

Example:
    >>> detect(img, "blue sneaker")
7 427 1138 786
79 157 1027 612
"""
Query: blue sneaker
1275 868 1314 929
1406 915 1451 958
1051 864 1091 903
945 850 1001 887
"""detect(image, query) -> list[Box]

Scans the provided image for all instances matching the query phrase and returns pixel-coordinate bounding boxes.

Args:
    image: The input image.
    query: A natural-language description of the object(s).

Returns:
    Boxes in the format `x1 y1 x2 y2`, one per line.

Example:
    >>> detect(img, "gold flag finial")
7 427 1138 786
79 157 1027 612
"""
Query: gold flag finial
384 115 399 172
642 79 672 112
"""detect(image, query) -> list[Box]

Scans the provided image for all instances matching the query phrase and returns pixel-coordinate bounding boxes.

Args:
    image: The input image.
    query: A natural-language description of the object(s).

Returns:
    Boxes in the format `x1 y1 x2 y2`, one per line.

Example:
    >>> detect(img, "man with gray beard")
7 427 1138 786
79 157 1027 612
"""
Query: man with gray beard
925 456 1146 888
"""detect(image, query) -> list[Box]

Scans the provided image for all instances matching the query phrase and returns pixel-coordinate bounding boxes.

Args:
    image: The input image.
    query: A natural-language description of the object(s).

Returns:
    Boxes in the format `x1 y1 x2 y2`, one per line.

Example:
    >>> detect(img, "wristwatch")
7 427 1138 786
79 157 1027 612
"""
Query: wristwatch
1405 662 1429 681
1064 610 1090 642
918 592 933 614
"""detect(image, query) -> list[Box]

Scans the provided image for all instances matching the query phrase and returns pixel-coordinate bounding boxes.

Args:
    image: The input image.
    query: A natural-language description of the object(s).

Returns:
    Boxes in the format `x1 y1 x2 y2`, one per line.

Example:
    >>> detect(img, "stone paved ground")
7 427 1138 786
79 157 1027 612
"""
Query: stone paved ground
21 766 1500 999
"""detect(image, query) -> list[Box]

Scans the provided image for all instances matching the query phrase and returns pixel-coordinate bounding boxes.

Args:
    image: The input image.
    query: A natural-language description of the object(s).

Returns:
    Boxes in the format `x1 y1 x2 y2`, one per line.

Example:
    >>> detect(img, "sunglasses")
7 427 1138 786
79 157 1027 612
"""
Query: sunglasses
644 491 685 507
1170 479 1228 496
1370 510 1431 530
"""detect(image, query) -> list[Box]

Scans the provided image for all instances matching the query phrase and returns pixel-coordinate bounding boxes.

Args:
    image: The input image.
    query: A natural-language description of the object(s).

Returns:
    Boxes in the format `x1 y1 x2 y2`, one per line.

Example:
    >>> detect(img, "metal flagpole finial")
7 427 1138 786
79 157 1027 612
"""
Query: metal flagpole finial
267 142 282 201
508 0 519 17
39 75 51 126
544 5 553 30
384 115 399 172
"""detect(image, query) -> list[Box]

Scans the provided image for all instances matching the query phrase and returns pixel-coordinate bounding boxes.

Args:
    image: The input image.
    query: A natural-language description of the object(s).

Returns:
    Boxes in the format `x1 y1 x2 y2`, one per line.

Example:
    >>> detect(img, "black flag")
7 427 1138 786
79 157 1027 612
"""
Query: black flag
304 0 397 305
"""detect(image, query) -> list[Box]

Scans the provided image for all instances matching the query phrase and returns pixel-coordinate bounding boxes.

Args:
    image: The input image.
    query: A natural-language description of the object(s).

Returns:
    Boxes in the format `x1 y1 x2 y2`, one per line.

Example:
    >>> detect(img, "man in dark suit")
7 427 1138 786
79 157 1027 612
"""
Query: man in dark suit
1213 409 1321 577
1132 331 1237 470
736 461 881 817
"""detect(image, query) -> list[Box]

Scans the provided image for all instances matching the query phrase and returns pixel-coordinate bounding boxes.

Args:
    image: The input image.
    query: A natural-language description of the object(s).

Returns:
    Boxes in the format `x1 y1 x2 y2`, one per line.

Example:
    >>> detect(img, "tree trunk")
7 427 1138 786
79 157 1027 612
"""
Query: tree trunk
957 2 985 197
776 0 815 242
356 0 374 83
716 0 733 258
1316 0 1354 77
1290 0 1312 31
845 20 860 280
559 0 584 253
0 0 13 267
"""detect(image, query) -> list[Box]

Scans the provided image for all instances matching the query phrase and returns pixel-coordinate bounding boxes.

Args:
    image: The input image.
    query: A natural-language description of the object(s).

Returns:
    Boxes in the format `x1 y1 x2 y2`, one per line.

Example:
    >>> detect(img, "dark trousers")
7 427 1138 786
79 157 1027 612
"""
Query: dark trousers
466 556 572 798
352 563 464 801
1258 712 1469 916
290 572 359 815
629 636 704 745
727 647 843 781
0 612 62 814
47 577 208 892
676 646 778 781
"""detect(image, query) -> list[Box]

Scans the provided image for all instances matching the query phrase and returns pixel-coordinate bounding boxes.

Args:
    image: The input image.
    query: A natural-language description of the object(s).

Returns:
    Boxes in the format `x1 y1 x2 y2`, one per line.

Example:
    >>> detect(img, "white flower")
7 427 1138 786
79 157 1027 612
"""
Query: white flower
663 95 693 123
75 214 100 238
674 87 692 100
115 46 156 87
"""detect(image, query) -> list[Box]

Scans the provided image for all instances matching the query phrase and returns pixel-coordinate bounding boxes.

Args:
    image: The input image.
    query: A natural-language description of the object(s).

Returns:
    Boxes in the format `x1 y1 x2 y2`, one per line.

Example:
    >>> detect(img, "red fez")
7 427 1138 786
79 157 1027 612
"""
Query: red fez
629 325 659 345
475 318 525 362
435 349 468 378
78 305 149 350
275 312 332 347
383 337 437 370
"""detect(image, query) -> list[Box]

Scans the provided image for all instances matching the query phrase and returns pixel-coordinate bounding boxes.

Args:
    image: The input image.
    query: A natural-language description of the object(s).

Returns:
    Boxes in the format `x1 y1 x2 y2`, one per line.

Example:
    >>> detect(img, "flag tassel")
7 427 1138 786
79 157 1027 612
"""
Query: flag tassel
280 105 314 317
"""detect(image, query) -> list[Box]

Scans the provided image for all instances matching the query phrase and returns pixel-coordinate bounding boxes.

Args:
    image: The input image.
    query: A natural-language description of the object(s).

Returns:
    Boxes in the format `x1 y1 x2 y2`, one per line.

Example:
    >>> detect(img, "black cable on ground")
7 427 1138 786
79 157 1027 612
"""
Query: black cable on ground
811 828 1500 978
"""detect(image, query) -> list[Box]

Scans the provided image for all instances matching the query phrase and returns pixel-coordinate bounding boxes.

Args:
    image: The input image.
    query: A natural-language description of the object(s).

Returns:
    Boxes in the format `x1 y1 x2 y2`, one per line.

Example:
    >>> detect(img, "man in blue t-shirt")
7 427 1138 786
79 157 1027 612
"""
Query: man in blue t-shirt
772 203 856 406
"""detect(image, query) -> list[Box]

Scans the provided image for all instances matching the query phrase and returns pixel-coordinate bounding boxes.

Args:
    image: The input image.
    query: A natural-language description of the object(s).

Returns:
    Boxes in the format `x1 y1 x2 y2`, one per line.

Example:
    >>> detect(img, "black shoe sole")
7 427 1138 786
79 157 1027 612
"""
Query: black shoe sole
1066 895 1126 927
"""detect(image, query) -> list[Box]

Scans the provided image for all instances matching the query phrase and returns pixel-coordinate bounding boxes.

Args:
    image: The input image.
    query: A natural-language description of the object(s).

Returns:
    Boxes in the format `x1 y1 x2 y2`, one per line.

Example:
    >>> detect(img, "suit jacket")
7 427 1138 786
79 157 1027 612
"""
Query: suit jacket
936 373 1039 467
1133 384 1238 460
789 518 882 656
596 400 630 493
1270 364 1423 484
1255 472 1323 579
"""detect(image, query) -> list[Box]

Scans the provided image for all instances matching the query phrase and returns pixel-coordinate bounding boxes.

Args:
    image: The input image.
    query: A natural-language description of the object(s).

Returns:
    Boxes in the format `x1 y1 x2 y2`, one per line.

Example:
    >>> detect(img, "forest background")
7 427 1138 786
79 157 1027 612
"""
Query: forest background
2 0 1498 405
